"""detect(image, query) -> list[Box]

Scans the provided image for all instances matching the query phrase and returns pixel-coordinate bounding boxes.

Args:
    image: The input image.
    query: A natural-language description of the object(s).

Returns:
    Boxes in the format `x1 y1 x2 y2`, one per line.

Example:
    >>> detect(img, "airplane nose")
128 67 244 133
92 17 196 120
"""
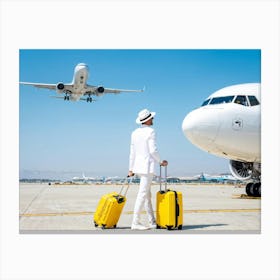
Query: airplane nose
182 108 220 149
75 63 88 71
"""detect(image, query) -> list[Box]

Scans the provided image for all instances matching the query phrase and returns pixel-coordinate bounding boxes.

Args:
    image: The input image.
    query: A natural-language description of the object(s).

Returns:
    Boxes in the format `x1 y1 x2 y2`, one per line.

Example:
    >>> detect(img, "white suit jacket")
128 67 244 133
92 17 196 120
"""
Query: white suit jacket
129 125 161 175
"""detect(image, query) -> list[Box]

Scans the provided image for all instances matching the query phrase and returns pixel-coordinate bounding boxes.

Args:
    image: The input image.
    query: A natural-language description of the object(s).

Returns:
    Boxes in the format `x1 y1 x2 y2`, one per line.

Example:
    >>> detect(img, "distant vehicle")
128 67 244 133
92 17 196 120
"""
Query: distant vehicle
182 83 261 197
20 63 144 102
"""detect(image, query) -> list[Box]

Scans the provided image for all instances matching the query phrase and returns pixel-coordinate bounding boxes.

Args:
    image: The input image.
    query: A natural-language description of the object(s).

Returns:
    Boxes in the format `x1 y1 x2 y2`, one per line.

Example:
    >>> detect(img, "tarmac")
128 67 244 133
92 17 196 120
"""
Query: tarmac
19 182 261 234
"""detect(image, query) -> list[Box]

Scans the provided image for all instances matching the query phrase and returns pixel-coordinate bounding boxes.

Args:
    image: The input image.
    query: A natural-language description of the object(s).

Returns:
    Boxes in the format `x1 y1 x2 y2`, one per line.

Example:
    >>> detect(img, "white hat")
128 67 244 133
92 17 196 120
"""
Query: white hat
136 109 156 124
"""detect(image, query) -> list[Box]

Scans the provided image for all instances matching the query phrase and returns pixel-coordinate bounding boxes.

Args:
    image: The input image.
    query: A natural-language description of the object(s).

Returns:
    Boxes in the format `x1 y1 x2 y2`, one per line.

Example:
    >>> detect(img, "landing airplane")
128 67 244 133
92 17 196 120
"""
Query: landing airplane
182 83 261 197
20 63 144 102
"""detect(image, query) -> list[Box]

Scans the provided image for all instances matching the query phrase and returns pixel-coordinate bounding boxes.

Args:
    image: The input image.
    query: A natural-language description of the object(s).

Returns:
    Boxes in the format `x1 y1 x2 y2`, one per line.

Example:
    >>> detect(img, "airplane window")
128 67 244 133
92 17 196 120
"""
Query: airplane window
248 95 260 106
209 96 234 105
201 99 211 106
234 95 248 106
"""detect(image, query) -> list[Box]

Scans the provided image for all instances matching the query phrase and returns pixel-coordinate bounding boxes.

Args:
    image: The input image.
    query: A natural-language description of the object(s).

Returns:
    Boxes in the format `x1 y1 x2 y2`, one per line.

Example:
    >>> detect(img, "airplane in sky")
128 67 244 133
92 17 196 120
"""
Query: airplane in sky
182 83 261 197
20 63 144 102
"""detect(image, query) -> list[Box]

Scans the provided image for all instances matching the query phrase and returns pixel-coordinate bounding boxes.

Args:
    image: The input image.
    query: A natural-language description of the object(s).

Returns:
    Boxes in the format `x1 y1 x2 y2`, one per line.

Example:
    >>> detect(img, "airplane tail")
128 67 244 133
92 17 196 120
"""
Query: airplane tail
80 98 97 102
50 96 65 99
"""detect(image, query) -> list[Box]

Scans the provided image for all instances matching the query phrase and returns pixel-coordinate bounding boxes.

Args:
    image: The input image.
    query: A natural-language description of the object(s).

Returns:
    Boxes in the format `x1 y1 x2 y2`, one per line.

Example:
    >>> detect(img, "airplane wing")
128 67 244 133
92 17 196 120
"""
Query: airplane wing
84 85 144 96
20 82 73 93
102 87 144 94
19 82 57 90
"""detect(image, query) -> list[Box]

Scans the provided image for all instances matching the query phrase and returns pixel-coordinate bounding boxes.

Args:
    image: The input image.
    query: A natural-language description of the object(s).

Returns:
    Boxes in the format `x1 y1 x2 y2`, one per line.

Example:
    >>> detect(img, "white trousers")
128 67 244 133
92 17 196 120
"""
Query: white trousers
132 174 155 224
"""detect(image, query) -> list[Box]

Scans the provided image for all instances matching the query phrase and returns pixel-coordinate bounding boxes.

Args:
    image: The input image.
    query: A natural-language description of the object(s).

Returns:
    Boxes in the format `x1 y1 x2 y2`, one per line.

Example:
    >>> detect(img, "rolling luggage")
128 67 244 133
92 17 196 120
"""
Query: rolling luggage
93 181 129 229
156 166 183 230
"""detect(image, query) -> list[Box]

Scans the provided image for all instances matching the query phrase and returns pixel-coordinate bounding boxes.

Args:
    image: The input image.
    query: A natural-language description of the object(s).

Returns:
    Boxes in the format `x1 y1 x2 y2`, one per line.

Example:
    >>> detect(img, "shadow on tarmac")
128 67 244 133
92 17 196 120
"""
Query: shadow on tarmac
183 224 228 230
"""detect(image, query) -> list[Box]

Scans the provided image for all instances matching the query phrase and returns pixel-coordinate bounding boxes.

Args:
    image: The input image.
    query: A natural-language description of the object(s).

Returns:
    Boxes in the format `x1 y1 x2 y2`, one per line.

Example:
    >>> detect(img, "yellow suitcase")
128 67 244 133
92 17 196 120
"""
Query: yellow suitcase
93 183 129 229
156 166 183 230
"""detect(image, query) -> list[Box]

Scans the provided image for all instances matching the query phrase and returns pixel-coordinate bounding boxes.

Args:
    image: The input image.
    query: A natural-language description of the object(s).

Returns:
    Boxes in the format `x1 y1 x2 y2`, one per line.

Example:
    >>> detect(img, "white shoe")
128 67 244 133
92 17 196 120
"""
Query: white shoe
148 223 157 229
131 223 148 230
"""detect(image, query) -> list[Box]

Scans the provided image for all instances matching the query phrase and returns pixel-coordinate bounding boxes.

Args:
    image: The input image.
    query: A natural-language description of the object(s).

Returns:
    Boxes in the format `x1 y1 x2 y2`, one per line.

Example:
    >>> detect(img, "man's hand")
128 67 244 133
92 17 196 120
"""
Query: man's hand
160 160 168 166
128 171 135 177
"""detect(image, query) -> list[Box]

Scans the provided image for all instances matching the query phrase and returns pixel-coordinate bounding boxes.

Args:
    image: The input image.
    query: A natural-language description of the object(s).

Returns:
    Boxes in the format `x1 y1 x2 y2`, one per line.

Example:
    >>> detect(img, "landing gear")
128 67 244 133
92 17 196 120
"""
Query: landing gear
85 93 92 102
64 95 70 101
246 182 261 197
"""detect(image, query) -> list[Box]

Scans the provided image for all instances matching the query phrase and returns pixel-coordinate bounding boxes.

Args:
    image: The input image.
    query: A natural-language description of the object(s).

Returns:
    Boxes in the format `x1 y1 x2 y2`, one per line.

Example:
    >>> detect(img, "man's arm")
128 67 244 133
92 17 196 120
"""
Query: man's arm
148 130 168 166
128 134 135 176
148 130 161 163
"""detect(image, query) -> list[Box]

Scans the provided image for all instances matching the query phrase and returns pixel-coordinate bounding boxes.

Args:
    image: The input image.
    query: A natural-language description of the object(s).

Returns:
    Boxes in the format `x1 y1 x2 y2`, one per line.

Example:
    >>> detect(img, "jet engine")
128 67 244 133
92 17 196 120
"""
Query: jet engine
229 160 261 197
229 160 253 181
97 86 105 93
56 82 65 93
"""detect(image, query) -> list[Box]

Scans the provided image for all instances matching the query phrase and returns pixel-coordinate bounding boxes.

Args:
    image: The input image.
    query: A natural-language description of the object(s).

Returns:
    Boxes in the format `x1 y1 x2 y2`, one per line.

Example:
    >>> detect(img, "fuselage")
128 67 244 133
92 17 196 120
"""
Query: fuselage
182 83 261 163
69 63 90 100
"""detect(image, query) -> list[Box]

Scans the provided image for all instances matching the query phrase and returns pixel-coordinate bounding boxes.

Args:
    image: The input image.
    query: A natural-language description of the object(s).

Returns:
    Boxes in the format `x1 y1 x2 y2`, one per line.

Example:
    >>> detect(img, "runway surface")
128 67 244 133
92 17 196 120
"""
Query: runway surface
19 183 261 234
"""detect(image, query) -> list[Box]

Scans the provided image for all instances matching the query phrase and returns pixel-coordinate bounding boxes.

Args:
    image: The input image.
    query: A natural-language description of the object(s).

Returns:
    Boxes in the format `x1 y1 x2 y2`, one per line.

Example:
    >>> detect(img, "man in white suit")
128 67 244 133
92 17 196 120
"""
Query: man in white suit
128 109 168 230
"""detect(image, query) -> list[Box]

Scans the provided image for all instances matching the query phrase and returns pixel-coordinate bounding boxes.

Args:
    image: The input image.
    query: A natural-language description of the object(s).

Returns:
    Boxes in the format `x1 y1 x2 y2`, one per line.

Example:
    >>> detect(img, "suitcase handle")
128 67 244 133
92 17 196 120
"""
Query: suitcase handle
159 165 167 192
119 176 132 197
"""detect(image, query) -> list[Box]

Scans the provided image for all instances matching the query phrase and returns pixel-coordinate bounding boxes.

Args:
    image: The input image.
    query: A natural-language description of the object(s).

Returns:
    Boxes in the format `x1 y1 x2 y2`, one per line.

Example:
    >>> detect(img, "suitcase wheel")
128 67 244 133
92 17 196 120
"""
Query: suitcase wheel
113 224 117 228
94 221 98 227
156 224 161 229
167 226 172 231
102 224 106 229
178 225 182 230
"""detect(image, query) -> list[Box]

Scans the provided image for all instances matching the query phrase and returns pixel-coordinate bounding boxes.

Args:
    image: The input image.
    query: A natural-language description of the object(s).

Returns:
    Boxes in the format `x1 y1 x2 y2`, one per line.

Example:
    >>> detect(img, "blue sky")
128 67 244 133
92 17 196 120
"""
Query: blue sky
19 49 260 179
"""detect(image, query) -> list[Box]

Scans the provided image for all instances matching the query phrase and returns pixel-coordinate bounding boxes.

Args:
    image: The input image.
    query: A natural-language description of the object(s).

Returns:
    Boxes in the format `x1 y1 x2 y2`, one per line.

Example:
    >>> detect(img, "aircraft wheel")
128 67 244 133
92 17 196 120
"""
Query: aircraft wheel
246 183 254 196
253 182 261 197
258 185 261 197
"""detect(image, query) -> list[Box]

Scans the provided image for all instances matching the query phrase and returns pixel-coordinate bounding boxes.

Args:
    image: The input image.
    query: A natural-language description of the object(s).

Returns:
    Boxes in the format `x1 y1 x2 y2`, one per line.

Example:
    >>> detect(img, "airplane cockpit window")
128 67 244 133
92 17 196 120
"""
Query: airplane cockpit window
201 99 211 107
248 95 260 106
209 96 234 105
234 95 249 106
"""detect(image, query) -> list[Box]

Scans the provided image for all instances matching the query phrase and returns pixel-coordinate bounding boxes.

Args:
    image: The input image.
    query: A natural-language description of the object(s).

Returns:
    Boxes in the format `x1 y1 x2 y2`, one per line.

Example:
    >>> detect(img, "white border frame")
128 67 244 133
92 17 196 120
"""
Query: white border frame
1 1 279 279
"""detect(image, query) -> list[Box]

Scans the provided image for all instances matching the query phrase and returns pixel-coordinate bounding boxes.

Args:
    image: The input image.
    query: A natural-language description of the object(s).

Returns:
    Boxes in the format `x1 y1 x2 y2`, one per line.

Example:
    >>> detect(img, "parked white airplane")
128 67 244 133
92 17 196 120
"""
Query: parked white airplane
72 173 104 183
72 173 93 182
20 63 144 102
195 172 237 182
182 83 261 197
